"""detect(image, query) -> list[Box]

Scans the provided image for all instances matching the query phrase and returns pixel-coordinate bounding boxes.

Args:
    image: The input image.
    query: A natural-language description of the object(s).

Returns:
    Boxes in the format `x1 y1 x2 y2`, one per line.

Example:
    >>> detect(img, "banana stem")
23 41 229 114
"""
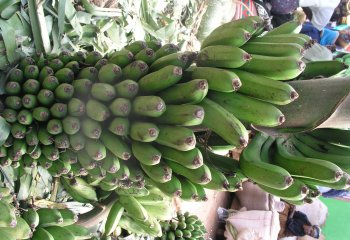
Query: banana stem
76 192 118 228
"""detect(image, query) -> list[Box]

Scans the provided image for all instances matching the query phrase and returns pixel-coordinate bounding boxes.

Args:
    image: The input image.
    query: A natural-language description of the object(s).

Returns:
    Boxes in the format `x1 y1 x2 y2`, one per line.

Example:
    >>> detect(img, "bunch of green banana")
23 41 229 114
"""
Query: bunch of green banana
156 211 207 240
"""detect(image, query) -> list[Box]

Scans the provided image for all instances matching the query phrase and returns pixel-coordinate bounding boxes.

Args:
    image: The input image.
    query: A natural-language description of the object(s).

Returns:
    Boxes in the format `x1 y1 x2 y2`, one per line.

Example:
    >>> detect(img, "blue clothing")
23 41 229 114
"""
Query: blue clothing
300 22 339 46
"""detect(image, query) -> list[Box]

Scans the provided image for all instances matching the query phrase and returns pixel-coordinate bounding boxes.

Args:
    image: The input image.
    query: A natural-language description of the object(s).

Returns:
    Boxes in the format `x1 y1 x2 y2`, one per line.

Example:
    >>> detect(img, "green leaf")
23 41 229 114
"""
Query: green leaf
27 0 45 52
57 0 66 37
0 19 19 64
0 116 10 146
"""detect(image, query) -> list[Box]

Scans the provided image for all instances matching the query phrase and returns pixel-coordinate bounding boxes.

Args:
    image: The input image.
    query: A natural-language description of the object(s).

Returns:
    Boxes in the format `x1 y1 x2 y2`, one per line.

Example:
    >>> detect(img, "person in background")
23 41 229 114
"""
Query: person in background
278 201 321 239
266 0 340 30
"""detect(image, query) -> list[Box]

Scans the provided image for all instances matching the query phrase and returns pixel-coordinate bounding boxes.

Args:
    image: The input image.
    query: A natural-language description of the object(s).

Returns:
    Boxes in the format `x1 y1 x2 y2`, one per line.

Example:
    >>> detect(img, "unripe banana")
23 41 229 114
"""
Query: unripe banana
166 160 212 185
63 224 92 240
31 228 54 240
233 69 299 105
100 131 131 160
21 208 39 229
208 16 263 36
155 125 196 151
201 27 251 49
132 96 166 117
179 177 199 201
0 216 32 239
157 145 203 169
249 34 310 48
299 60 348 79
135 48 156 65
186 67 242 92
0 201 17 227
239 54 305 80
37 208 63 227
109 49 134 68
264 20 302 36
113 79 139 99
202 163 229 191
258 179 309 201
119 195 149 222
197 45 251 68
138 65 183 94
295 173 350 190
130 121 159 142
199 98 248 147
61 177 97 203
241 42 304 58
150 51 196 71
273 138 343 182
44 226 75 240
122 60 149 81
57 208 78 226
104 201 124 236
239 132 293 190
149 175 182 197
132 141 161 166
140 162 172 183
209 91 285 127
155 43 179 59
158 79 208 104
309 128 350 146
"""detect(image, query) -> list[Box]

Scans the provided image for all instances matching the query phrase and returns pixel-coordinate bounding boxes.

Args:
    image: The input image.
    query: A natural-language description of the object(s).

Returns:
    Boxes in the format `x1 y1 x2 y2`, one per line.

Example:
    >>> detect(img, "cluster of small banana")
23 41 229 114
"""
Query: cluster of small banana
193 17 316 151
239 131 350 205
156 211 207 240
0 198 91 240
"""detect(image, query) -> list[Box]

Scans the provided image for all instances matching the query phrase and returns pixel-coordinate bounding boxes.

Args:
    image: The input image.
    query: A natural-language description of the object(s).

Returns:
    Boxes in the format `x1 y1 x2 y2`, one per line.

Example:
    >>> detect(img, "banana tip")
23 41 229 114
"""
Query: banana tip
335 170 343 180
278 115 286 125
232 79 242 91
291 91 299 101
239 137 248 148
285 176 294 186
301 185 309 194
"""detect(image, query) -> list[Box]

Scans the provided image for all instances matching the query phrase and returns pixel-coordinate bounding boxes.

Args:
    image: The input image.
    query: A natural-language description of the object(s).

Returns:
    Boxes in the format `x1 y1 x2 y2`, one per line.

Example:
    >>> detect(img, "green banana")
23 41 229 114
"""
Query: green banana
264 20 302 36
44 226 76 240
130 121 159 142
158 79 208 104
109 98 131 117
155 43 179 59
63 224 92 240
239 54 305 80
115 185 150 197
208 91 285 127
113 79 139 99
155 125 196 151
260 136 275 163
98 63 122 84
100 131 131 160
132 96 166 117
233 69 299 105
239 132 293 190
202 163 229 191
149 175 182 197
258 179 309 201
295 174 350 190
77 150 96 170
179 177 199 201
157 145 203 169
135 48 156 65
31 228 54 240
199 98 248 147
208 16 263 36
61 177 97 203
140 162 172 183
0 216 32 239
124 40 147 55
185 67 241 92
109 49 134 68
309 128 350 146
101 150 120 173
273 137 343 182
201 27 251 49
138 65 183 94
198 145 239 174
131 141 161 166
85 138 106 161
197 45 251 68
21 208 39 229
104 201 124 236
192 183 208 201
150 51 196 71
294 133 350 156
226 170 248 192
0 201 17 227
142 201 174 221
292 137 350 172
91 83 116 102
86 99 110 122
119 195 149 222
249 34 310 48
122 60 149 81
241 42 304 58
57 208 78 226
166 160 212 185
299 60 348 79
136 190 167 204
37 208 64 227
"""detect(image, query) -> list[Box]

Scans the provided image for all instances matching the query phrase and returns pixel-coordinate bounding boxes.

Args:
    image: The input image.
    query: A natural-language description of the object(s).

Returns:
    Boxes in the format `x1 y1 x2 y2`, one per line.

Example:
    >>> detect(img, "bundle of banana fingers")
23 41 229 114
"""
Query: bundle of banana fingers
239 130 350 205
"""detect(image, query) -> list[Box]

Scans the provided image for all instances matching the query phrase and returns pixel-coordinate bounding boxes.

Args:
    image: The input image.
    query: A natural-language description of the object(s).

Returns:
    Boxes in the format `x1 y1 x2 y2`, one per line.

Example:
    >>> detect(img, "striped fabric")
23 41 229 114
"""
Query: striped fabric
232 0 258 20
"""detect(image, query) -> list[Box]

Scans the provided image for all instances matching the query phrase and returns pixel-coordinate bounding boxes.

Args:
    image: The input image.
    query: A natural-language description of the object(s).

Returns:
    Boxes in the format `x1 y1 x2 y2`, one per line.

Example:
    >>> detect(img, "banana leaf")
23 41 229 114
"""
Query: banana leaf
253 77 350 135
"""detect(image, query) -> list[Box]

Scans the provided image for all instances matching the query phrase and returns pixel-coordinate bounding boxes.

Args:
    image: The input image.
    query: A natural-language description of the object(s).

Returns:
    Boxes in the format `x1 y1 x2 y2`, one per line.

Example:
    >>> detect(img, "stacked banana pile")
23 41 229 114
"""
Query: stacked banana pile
157 211 207 240
0 195 91 240
239 131 350 205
